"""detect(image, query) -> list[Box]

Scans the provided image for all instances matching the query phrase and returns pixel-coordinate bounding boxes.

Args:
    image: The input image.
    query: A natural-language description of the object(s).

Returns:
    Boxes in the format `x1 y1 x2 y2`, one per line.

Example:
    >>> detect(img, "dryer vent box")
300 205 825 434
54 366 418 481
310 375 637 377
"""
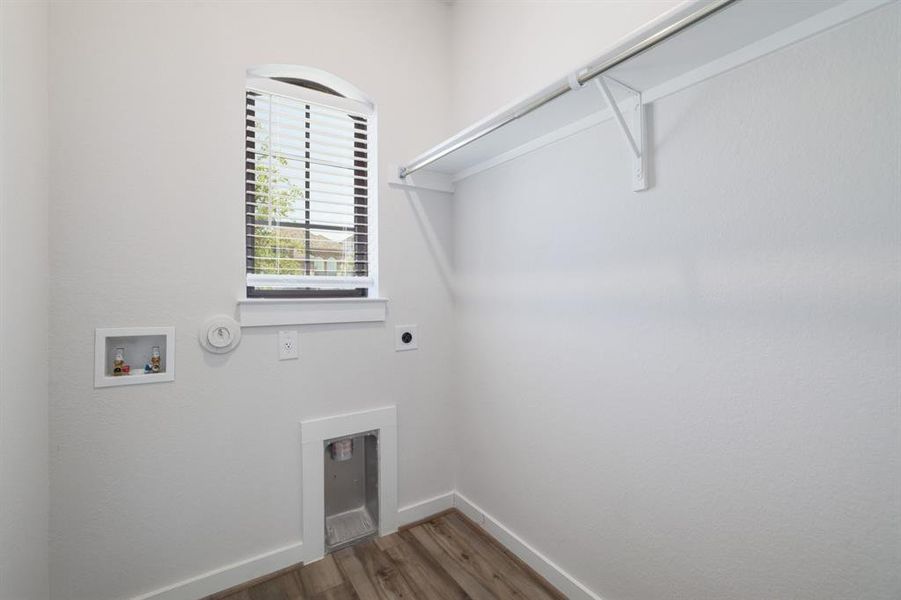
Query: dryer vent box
324 432 379 552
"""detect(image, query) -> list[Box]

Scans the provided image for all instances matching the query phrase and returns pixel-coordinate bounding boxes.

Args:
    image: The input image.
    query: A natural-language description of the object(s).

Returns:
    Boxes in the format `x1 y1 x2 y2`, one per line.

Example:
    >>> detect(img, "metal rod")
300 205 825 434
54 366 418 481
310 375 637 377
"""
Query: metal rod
398 0 738 179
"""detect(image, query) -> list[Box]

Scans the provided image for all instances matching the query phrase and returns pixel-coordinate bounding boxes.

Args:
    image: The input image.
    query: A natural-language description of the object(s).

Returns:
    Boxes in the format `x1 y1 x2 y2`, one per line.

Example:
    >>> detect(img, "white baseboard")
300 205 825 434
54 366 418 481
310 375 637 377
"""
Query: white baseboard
453 492 605 600
131 541 304 600
129 492 454 600
132 489 600 600
397 491 455 527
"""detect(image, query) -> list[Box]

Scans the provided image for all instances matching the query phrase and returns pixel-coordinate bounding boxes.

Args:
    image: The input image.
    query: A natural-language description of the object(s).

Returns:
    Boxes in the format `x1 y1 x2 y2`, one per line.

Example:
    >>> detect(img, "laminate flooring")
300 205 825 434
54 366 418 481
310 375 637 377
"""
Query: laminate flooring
207 510 566 600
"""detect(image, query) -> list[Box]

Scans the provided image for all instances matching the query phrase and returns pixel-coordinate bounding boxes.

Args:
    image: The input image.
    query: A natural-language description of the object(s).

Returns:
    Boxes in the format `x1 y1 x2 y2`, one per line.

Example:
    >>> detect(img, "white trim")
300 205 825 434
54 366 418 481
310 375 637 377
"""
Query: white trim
300 406 398 564
129 488 604 600
439 0 893 184
246 76 373 118
397 492 455 527
246 275 375 290
94 327 175 388
246 64 375 110
300 405 397 441
453 492 606 600
129 541 303 600
237 297 387 327
367 110 380 298
452 490 484 524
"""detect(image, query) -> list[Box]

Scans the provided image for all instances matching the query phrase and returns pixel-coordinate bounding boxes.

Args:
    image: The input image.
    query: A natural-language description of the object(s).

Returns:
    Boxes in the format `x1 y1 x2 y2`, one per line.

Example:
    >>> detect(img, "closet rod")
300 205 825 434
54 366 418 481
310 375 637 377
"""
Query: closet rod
398 0 738 180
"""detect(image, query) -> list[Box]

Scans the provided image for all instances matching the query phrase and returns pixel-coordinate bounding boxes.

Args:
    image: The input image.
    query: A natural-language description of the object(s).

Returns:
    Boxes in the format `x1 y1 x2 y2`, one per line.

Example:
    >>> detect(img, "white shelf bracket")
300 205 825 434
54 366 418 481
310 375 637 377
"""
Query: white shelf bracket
593 76 648 192
387 166 455 194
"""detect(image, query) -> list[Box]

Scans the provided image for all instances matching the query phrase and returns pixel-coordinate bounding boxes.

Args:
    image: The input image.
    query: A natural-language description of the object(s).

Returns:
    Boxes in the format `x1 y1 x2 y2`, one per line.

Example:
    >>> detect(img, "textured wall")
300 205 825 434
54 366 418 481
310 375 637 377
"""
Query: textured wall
0 1 51 599
47 2 455 599
42 2 901 599
449 0 680 128
452 6 900 599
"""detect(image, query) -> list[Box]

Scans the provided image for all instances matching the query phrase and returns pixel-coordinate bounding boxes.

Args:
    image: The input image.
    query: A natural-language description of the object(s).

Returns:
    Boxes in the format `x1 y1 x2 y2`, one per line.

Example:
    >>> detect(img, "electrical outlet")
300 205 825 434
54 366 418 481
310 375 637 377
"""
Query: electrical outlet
278 330 299 360
395 325 418 351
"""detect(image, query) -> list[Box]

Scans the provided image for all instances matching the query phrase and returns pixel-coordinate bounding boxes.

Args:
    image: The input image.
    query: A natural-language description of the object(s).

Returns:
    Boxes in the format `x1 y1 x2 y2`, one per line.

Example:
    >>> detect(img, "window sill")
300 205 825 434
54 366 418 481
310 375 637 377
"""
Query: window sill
238 297 388 327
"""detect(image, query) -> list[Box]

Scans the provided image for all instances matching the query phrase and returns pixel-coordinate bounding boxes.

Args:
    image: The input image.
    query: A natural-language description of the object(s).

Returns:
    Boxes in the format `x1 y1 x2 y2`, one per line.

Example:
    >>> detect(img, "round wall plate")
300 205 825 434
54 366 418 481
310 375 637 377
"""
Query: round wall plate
200 315 242 354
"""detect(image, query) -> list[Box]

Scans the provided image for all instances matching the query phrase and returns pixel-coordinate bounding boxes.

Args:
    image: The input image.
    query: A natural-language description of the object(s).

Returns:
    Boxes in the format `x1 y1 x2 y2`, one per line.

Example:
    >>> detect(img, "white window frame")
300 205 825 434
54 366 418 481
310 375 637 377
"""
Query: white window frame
243 65 380 301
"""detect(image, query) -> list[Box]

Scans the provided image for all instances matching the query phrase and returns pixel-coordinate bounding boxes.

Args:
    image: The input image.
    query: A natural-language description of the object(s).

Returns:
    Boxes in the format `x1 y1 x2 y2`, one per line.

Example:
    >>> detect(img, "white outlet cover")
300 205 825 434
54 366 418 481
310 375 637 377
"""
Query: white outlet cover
278 330 299 360
395 325 418 351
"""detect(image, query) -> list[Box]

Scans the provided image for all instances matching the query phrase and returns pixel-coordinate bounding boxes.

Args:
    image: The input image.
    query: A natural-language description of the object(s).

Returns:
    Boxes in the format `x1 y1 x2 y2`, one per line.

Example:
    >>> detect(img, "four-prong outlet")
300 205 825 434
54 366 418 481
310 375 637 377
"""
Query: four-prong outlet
395 325 418 351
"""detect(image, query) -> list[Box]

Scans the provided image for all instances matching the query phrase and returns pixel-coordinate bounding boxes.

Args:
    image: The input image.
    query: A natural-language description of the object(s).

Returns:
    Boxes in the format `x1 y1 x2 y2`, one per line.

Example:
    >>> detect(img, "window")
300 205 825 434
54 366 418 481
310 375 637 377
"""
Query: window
245 67 376 298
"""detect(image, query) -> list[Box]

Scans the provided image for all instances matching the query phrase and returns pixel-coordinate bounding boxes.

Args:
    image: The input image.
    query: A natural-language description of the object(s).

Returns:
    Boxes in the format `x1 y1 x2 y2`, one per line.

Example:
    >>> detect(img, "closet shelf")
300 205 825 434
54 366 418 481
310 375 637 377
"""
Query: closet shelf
392 0 890 192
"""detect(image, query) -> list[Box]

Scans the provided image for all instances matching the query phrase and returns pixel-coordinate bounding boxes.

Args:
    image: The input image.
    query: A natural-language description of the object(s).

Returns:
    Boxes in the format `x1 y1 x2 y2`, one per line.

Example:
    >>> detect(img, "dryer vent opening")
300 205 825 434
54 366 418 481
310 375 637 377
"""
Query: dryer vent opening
324 432 379 552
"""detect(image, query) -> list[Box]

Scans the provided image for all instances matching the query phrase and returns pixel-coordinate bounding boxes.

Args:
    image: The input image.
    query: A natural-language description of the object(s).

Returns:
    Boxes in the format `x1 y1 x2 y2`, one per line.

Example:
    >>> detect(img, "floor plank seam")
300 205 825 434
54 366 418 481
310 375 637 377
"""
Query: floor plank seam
207 508 566 600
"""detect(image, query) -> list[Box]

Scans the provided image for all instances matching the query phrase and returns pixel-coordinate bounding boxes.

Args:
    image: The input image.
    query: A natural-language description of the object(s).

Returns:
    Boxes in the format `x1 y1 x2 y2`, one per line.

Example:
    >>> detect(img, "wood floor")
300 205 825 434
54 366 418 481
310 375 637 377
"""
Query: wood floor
208 510 565 600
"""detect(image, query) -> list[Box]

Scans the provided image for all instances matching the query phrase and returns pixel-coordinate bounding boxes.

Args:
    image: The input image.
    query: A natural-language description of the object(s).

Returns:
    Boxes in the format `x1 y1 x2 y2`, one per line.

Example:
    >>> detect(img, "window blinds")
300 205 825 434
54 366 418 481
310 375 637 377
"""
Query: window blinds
245 86 370 293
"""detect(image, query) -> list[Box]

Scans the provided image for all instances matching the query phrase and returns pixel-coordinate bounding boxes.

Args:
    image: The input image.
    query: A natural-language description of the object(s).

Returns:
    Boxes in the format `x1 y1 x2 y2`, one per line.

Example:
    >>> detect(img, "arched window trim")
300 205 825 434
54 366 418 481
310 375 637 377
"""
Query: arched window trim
247 64 375 112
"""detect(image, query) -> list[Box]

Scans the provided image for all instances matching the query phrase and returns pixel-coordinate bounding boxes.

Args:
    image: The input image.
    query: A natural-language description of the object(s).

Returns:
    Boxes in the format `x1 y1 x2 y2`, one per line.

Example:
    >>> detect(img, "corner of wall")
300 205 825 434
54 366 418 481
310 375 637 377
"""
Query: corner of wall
0 0 52 598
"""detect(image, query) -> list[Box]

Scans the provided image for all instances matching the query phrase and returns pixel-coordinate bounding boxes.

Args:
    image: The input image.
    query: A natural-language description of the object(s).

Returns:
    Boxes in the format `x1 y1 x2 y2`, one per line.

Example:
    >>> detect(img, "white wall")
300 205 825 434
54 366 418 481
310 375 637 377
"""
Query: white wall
450 0 680 128
452 4 900 600
40 2 901 599
0 1 51 599
47 2 455 599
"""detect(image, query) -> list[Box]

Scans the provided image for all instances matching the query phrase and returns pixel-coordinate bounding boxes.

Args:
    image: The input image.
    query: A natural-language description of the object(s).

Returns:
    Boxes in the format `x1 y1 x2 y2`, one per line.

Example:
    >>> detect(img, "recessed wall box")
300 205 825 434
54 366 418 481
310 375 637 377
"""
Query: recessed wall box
94 327 175 388
324 431 379 553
